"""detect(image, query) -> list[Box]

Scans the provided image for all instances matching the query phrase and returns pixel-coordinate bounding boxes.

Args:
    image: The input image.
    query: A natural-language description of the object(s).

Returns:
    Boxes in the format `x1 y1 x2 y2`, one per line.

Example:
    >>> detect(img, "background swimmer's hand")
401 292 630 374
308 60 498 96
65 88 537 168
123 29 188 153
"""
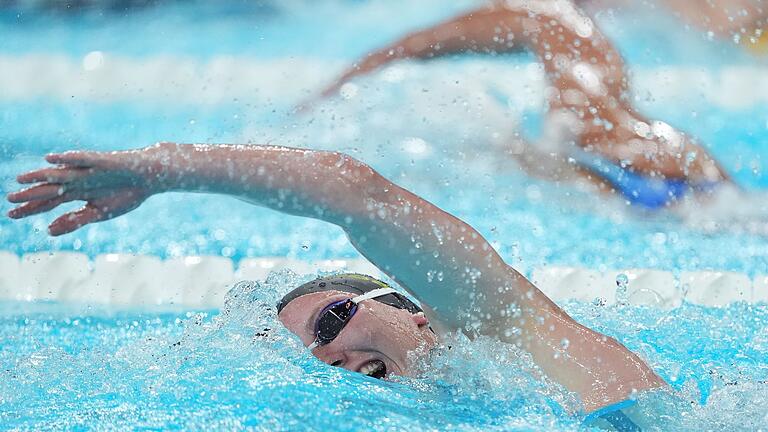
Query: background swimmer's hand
7 148 159 235
294 52 394 113
580 118 731 185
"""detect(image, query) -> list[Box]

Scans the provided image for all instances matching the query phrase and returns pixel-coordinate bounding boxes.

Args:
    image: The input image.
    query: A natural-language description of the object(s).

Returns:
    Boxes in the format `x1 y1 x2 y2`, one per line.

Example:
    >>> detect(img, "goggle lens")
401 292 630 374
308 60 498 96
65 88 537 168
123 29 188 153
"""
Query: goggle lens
314 299 358 345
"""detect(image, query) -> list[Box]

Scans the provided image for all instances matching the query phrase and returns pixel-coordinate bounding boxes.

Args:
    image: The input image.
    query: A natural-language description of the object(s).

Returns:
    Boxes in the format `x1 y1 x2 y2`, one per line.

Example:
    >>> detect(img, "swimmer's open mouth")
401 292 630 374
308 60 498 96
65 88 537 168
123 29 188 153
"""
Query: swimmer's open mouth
360 360 387 379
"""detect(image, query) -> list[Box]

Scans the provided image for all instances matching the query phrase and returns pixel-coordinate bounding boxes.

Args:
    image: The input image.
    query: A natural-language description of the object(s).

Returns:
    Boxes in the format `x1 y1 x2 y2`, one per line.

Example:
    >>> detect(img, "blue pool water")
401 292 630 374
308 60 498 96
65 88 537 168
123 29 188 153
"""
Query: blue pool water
1 1 767 274
1 276 767 430
1 1 767 430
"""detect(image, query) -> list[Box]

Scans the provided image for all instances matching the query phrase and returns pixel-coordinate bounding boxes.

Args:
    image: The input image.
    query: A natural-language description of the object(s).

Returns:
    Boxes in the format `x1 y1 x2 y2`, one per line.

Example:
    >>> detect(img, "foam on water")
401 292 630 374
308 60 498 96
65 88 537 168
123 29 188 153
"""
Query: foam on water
1 271 766 431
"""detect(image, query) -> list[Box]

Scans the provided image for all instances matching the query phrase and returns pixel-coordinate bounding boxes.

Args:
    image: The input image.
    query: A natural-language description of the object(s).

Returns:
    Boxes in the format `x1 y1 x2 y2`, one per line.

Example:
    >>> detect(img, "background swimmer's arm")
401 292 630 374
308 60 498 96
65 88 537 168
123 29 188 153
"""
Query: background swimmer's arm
312 3 731 185
310 6 528 102
9 142 665 411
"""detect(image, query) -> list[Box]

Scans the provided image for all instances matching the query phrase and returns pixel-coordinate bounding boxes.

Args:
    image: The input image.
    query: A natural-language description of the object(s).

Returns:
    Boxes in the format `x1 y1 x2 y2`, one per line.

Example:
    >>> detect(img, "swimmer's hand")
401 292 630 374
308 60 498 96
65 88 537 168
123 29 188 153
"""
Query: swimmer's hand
580 118 732 185
7 148 158 236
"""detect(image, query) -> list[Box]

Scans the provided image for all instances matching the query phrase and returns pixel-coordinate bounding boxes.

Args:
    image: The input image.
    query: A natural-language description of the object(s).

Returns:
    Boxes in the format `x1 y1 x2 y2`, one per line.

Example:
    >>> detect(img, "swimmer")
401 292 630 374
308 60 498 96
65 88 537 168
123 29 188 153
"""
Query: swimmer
8 142 665 428
302 0 732 209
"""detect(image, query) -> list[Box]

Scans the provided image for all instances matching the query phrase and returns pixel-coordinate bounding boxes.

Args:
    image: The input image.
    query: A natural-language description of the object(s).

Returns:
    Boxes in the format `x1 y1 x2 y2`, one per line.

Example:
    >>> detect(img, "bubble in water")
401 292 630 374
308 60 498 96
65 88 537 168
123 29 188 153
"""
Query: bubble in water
615 273 629 305
82 50 104 71
339 82 358 99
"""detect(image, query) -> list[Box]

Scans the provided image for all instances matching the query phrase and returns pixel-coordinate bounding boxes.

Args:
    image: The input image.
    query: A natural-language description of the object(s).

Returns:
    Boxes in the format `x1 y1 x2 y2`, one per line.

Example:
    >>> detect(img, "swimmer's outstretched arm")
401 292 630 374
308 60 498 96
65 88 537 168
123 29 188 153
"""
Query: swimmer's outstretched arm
8 143 664 411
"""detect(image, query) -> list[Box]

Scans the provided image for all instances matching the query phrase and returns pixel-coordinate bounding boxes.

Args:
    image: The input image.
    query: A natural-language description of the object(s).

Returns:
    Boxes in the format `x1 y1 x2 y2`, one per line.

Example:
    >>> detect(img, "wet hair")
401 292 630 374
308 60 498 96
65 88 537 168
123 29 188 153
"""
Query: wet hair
276 273 423 315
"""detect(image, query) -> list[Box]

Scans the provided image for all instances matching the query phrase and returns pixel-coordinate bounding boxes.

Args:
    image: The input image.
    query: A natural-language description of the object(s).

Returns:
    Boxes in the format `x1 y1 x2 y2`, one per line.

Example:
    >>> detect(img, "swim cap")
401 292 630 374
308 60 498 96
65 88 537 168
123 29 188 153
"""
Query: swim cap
276 273 423 315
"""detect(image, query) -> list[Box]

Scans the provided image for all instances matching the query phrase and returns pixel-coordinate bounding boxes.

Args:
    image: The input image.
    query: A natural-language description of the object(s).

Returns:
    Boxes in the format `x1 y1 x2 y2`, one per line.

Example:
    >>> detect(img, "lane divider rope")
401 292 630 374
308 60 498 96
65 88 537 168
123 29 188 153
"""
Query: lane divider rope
0 251 765 308
0 55 766 109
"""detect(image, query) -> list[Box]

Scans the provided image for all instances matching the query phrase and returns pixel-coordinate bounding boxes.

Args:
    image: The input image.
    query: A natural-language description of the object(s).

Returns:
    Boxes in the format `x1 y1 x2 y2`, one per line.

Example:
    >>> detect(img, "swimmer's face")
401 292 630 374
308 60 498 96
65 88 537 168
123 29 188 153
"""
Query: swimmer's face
278 290 438 379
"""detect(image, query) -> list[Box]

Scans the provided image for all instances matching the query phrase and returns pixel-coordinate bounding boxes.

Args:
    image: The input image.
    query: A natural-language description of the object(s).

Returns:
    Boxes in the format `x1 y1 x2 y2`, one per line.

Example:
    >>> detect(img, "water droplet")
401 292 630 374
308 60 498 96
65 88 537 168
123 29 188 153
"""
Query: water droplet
615 273 629 305
592 297 605 307
82 50 104 71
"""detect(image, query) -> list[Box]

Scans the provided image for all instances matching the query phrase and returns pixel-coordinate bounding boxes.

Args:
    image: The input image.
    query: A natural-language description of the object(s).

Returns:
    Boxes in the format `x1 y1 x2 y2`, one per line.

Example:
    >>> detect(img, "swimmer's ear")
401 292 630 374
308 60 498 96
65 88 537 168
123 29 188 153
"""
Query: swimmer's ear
410 312 429 328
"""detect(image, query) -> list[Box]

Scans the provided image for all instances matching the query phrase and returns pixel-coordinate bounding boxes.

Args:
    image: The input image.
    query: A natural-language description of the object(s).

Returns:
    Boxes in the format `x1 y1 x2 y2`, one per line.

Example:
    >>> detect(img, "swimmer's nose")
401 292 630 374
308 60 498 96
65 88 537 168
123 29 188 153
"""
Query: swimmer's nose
312 345 348 367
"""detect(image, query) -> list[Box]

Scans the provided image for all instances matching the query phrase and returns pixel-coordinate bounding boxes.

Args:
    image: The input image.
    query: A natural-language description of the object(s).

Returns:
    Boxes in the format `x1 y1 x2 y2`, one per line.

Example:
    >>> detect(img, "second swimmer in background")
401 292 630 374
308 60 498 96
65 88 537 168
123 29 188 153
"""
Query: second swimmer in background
303 0 733 210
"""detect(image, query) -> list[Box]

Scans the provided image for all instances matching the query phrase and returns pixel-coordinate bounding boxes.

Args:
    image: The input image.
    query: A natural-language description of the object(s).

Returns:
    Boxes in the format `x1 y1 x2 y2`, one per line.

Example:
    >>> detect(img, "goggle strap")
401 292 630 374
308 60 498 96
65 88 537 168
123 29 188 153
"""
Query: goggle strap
350 287 397 304
308 340 320 351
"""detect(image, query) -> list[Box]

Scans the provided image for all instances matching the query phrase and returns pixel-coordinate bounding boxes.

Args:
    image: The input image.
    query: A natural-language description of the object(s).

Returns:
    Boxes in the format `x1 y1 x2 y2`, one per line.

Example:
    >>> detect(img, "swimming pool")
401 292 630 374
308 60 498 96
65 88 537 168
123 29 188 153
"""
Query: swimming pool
2 281 767 430
1 0 767 430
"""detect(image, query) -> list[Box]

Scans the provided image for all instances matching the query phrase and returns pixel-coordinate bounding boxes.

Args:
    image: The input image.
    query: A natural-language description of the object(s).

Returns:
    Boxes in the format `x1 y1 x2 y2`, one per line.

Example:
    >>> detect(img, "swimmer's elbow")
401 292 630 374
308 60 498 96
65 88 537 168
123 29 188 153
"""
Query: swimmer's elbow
316 151 392 210
318 151 381 187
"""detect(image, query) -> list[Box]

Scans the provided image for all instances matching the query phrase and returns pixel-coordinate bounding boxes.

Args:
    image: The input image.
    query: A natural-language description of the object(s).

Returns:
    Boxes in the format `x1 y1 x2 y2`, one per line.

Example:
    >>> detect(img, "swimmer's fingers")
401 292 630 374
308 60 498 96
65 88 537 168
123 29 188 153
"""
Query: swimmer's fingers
292 99 314 115
48 204 105 236
48 189 146 236
294 81 345 114
7 197 68 219
8 182 125 205
45 151 123 169
17 167 92 184
293 93 327 115
7 183 66 204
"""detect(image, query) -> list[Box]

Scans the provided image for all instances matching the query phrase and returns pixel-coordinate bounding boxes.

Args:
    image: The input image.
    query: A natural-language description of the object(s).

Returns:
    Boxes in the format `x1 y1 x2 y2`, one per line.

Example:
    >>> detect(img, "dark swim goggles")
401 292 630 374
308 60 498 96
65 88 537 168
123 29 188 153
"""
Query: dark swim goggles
307 287 396 350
